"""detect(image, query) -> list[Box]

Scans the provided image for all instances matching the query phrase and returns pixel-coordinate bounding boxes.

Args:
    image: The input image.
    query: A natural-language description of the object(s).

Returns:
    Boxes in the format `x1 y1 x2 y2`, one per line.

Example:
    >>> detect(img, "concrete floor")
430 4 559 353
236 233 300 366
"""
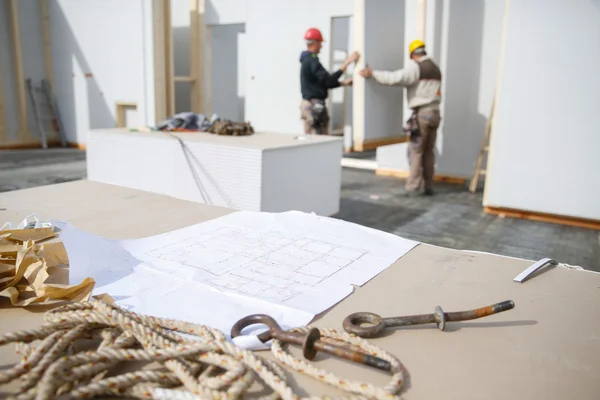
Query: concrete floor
1 148 598 272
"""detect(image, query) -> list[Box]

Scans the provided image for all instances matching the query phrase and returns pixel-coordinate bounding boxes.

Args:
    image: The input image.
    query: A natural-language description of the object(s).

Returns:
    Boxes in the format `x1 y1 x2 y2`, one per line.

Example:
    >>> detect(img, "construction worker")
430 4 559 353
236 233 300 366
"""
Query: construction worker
360 40 442 196
300 27 359 135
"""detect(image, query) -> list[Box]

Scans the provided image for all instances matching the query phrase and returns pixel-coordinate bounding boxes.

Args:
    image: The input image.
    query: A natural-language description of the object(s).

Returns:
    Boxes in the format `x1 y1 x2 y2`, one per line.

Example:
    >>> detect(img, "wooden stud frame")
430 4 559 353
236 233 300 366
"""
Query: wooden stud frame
153 0 205 122
7 0 30 141
115 102 138 128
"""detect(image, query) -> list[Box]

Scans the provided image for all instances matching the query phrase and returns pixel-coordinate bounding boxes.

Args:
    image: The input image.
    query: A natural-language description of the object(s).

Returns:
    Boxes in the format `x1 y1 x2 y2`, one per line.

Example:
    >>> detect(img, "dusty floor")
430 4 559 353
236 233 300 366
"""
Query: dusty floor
1 148 598 272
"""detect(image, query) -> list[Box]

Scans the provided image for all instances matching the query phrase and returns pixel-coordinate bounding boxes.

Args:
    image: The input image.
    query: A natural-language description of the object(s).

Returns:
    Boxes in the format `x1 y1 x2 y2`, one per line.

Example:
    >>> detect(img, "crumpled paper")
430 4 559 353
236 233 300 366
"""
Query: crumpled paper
0 220 95 307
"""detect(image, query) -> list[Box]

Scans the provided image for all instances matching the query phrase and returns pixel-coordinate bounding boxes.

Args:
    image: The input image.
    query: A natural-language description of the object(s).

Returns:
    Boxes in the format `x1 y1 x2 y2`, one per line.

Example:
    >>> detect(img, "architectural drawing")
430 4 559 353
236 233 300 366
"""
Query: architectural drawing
145 226 369 304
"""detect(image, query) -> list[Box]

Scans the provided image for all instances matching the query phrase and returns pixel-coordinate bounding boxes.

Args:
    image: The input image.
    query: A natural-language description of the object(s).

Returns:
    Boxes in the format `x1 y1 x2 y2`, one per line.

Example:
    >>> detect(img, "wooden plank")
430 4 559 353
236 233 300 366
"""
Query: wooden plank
152 0 167 123
484 206 600 231
7 0 30 141
40 0 54 92
174 76 195 83
353 135 407 151
376 168 467 185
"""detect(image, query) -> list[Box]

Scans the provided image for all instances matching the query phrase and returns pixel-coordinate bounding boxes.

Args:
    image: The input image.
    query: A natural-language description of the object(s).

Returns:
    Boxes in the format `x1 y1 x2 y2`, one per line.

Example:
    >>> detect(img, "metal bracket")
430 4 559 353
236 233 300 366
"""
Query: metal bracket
513 258 558 283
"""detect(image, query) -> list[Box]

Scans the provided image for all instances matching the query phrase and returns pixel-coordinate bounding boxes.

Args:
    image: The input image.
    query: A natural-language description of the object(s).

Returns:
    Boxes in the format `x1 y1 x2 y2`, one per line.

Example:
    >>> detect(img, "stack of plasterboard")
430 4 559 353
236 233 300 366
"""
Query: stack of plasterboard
86 129 343 216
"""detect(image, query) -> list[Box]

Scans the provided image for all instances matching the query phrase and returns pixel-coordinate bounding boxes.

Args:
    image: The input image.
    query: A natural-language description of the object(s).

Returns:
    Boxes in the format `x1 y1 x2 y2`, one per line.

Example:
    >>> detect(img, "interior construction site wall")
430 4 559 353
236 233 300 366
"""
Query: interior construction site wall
49 0 155 144
0 0 47 144
354 0 405 145
484 0 600 221
245 0 354 134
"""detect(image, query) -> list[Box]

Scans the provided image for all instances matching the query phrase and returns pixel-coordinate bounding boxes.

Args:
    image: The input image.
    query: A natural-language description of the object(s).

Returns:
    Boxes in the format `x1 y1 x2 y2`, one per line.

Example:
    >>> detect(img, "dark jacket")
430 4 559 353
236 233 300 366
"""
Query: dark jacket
299 51 343 100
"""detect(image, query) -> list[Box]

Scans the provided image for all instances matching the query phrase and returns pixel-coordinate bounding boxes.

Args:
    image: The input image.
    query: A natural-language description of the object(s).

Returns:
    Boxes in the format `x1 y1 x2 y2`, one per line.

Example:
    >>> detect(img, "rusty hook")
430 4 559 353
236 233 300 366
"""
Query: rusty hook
343 300 516 338
231 314 391 371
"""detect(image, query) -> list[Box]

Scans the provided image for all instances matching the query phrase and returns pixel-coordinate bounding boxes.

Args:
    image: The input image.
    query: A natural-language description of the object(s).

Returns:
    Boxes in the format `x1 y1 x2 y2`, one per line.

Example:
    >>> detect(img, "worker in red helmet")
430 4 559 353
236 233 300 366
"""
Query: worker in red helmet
300 27 359 135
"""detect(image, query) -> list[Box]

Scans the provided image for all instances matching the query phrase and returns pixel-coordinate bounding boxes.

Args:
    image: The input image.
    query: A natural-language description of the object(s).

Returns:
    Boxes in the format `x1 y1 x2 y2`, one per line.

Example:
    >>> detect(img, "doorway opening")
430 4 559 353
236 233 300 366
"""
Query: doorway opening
205 23 246 122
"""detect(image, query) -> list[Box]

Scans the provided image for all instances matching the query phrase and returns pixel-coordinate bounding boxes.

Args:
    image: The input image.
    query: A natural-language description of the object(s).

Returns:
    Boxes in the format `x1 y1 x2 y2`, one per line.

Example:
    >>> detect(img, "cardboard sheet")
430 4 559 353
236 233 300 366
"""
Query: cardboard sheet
0 181 599 400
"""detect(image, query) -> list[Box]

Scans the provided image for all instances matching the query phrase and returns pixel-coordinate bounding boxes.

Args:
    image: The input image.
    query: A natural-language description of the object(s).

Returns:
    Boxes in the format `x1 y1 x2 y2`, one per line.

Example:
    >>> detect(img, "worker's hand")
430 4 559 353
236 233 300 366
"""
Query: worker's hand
341 78 353 87
346 51 360 64
359 65 373 79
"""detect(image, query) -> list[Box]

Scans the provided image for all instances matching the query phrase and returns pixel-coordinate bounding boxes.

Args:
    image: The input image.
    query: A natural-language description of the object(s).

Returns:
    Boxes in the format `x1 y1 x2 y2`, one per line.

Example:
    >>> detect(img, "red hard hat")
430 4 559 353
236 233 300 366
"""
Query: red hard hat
304 27 324 42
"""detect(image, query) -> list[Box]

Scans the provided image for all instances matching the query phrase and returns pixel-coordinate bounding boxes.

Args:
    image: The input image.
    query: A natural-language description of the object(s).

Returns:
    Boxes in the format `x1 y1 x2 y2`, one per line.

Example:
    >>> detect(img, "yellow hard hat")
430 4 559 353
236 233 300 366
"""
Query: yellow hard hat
409 39 425 55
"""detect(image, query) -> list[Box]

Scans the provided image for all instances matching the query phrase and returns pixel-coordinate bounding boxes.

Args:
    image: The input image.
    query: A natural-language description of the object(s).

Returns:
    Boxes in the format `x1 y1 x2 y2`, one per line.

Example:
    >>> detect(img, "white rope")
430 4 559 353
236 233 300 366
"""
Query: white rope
0 300 405 399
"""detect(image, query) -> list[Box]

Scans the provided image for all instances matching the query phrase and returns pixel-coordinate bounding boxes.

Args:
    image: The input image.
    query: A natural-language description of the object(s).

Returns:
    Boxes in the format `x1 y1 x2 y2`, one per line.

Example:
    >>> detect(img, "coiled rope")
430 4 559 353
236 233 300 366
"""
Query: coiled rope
0 300 405 399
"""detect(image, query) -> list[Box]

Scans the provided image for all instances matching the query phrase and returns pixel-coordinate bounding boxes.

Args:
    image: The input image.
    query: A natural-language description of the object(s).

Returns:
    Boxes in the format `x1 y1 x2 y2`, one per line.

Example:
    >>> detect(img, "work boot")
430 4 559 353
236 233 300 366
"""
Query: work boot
423 188 434 196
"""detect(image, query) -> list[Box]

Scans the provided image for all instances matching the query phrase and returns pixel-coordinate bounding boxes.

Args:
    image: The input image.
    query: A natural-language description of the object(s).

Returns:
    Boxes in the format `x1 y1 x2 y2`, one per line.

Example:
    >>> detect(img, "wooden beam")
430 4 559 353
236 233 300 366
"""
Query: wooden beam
189 0 205 114
484 206 600 231
174 76 195 83
7 0 30 141
152 0 167 123
40 0 54 92
163 0 175 116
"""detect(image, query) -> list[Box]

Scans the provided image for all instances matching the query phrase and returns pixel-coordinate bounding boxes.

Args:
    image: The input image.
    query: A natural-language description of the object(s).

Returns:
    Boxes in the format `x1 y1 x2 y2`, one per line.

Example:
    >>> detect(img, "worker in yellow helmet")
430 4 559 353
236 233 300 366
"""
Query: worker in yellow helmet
360 39 442 196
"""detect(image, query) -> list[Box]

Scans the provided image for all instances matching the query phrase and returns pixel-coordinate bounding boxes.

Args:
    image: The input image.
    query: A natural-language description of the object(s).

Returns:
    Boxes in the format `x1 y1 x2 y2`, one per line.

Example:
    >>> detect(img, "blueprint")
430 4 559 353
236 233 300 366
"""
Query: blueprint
56 211 420 347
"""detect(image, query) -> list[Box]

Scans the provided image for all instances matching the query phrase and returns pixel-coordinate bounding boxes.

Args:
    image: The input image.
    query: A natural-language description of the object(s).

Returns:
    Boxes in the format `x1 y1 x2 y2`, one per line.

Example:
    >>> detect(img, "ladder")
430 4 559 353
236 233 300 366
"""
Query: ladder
469 97 495 193
26 78 67 149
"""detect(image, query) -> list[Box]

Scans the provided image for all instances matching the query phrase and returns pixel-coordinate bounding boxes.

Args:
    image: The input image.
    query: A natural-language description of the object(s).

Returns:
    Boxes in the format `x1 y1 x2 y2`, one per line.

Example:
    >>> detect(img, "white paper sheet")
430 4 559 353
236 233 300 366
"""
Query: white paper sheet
55 211 419 348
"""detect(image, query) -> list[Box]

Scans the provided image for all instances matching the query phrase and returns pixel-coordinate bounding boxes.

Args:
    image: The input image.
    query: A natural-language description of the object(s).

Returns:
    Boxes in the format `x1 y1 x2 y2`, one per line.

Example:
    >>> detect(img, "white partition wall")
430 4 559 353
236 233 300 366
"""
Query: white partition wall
352 0 405 152
49 0 156 144
484 0 600 221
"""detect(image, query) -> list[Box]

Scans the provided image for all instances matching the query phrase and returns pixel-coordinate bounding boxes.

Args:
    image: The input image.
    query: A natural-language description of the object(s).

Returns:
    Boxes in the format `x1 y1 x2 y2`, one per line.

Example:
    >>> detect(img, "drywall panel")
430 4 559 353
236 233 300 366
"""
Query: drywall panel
245 0 353 134
205 0 246 25
49 0 154 144
362 0 405 141
435 0 500 177
0 1 19 142
208 23 245 121
484 0 600 221
261 140 343 216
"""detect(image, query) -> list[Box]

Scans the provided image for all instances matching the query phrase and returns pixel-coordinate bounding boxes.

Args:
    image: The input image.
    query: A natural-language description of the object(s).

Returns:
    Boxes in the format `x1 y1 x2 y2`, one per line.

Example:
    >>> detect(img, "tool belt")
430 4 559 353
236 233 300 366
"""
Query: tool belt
403 109 420 141
207 120 255 136
309 99 328 129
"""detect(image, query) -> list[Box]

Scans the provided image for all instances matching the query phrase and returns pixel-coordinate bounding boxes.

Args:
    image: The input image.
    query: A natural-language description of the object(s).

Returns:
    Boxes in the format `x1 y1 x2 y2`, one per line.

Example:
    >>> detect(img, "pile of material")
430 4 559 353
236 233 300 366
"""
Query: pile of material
0 223 94 307
155 112 255 136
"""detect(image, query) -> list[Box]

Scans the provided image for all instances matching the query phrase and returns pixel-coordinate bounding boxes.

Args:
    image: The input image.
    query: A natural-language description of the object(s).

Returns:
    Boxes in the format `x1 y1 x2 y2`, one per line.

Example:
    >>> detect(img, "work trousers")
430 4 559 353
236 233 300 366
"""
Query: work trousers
300 99 329 135
406 109 441 193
